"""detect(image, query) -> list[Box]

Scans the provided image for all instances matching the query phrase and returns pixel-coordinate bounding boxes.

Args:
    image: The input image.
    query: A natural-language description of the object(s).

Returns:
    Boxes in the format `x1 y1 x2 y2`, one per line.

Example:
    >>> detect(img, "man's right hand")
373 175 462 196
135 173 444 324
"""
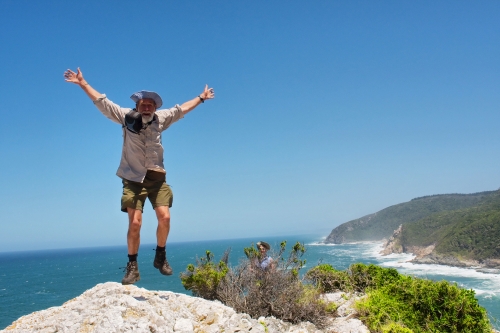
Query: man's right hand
63 67 102 101
64 67 86 86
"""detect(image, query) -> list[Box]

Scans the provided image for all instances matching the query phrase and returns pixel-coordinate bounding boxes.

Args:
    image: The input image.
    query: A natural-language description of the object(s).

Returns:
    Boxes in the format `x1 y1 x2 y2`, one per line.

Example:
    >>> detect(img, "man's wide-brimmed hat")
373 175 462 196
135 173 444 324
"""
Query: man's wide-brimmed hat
130 90 163 109
257 241 270 250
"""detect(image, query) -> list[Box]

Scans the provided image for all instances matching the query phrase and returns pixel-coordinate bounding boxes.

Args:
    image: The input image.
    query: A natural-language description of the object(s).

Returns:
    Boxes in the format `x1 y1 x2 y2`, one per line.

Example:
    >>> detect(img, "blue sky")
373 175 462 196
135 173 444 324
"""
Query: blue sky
1 1 499 252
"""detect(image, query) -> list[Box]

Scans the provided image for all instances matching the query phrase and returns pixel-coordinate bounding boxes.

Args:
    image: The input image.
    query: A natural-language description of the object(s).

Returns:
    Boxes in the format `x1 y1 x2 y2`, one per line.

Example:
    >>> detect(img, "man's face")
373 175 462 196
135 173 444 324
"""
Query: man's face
136 98 156 118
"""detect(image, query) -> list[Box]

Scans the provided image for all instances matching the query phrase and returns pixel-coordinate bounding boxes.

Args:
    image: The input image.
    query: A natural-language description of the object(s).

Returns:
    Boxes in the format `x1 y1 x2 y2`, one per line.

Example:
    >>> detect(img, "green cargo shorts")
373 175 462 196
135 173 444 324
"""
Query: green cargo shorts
121 170 173 212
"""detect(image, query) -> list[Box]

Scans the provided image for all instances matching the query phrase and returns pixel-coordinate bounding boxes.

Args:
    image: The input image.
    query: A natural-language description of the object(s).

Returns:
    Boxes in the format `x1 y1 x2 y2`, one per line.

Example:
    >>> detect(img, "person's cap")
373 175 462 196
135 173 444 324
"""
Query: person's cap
257 241 270 250
130 90 163 109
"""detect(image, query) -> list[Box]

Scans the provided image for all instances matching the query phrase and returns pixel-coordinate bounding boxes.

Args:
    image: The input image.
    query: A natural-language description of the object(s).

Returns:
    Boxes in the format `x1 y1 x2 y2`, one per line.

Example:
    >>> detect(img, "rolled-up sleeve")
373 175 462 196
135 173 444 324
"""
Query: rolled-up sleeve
156 105 184 132
93 94 129 125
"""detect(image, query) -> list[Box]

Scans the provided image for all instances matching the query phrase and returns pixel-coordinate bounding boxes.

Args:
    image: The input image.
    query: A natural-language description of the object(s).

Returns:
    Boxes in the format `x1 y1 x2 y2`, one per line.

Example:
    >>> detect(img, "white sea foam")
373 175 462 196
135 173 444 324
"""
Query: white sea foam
306 240 382 247
306 241 337 246
471 289 497 297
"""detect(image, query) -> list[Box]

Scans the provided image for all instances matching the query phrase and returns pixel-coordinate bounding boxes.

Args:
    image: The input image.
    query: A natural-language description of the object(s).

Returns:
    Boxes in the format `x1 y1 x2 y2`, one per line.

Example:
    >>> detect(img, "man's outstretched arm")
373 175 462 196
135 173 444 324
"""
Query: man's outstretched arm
64 68 101 101
180 84 215 115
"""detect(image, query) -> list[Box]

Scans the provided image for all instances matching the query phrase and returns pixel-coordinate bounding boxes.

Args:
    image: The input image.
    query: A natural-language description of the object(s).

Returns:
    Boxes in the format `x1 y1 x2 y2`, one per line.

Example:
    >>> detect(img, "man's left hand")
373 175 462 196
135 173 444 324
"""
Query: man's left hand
200 85 215 101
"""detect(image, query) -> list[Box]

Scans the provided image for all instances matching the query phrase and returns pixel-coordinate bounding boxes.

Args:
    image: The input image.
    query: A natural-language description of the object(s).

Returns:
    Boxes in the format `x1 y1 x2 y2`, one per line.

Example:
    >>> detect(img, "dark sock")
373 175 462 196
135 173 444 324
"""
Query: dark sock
156 245 166 252
128 254 138 262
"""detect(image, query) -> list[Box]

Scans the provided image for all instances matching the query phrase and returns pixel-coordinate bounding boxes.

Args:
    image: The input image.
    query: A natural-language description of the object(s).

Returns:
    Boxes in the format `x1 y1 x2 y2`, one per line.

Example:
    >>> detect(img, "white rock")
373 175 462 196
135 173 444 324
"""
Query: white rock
321 292 365 317
1 282 370 333
331 318 370 333
173 318 193 332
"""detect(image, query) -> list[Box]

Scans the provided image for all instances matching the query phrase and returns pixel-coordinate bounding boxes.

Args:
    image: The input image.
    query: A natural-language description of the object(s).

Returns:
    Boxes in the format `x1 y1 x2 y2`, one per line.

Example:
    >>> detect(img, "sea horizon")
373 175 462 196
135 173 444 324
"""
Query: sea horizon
0 233 325 255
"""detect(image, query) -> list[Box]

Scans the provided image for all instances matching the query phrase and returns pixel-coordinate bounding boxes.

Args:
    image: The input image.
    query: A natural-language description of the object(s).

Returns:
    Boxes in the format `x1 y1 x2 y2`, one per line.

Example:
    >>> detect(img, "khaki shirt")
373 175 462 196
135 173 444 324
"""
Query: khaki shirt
94 94 184 183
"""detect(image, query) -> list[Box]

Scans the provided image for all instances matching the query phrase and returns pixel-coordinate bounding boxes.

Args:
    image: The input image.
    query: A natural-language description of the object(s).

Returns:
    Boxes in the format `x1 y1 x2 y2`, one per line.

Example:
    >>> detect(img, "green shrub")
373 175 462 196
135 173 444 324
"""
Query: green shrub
306 263 401 293
356 276 491 333
380 322 414 333
306 263 492 332
180 250 229 300
305 264 352 292
348 263 401 291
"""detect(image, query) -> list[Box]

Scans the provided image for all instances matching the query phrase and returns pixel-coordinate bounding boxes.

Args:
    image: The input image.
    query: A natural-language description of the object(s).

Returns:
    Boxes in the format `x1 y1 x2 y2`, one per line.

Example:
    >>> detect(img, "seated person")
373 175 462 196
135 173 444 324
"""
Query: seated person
256 241 273 270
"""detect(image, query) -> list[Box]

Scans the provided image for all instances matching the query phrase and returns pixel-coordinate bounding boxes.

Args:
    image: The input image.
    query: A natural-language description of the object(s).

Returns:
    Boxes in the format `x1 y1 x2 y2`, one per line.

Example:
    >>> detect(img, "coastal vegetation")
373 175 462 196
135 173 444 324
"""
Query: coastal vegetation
307 263 492 332
181 243 495 332
181 241 330 328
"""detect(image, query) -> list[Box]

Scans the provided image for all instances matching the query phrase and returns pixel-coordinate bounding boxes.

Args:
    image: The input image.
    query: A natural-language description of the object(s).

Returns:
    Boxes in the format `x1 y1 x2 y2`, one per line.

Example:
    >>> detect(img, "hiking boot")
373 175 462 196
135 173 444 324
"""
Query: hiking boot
154 250 173 275
121 261 140 285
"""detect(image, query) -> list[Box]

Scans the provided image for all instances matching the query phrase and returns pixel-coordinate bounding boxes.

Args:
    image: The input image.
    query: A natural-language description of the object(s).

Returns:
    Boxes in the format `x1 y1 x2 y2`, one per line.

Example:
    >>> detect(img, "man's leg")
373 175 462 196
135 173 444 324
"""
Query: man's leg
127 208 143 254
122 208 143 285
155 205 170 247
153 205 173 275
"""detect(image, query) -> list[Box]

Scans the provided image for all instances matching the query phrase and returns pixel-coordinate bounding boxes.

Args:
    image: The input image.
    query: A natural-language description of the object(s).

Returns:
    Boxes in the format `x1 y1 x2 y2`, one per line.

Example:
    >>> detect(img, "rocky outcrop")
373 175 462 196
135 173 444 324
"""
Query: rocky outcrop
410 253 476 267
411 254 500 270
2 282 369 333
404 245 436 259
380 225 436 258
380 224 404 255
380 226 500 272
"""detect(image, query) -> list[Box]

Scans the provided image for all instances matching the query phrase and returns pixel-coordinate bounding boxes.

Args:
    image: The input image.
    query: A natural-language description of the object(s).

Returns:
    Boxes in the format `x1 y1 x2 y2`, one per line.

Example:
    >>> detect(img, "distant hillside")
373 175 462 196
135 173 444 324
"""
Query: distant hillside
324 190 499 244
399 191 500 265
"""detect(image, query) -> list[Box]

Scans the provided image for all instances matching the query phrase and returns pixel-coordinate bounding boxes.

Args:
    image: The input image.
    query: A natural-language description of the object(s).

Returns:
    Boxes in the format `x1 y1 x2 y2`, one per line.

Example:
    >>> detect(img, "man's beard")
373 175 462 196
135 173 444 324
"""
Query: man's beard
142 114 154 123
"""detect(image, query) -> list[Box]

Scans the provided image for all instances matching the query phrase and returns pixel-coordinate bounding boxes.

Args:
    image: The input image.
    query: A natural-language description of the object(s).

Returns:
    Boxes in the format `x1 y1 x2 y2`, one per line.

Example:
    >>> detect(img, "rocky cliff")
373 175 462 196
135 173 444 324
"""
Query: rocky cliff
380 224 436 258
2 282 369 333
381 225 500 271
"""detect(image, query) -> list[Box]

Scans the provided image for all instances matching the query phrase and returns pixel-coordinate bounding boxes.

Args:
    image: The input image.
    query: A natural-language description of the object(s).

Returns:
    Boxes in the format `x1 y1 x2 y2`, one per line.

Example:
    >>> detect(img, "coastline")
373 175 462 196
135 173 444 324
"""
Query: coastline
410 253 500 272
322 238 500 271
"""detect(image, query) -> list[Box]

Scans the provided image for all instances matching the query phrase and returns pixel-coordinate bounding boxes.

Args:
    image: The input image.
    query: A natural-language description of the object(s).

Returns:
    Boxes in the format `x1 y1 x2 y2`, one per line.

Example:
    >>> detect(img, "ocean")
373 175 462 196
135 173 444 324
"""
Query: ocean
0 235 499 330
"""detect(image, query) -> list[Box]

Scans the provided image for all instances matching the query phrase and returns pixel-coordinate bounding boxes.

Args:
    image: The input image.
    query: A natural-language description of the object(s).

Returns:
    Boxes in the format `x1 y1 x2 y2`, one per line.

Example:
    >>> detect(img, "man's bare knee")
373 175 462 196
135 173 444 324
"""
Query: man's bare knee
157 214 170 227
155 206 170 225
127 209 143 233
129 218 142 230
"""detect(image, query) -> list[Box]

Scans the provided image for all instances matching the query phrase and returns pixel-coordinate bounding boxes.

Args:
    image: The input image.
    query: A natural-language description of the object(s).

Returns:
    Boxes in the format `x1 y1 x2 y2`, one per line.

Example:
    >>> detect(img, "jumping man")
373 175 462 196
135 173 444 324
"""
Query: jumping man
64 68 215 284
